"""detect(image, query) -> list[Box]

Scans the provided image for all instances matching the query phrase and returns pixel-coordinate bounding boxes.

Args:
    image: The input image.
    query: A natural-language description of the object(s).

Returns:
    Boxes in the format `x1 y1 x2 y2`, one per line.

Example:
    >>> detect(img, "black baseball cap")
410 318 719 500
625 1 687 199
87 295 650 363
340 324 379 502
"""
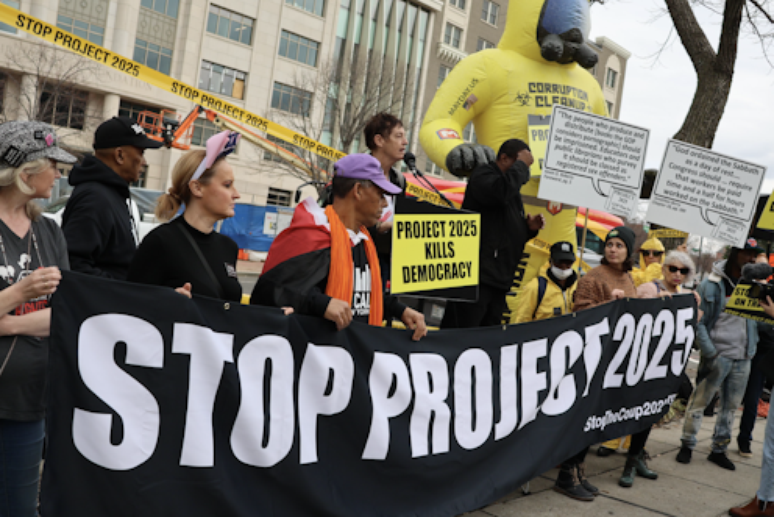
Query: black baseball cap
550 241 576 263
93 116 164 150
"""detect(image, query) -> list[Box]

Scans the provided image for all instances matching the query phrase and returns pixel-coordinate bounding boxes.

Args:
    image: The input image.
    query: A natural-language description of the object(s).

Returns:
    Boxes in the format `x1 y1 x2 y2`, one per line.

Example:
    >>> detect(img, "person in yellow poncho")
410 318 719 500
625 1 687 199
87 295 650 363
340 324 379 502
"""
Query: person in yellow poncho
631 236 666 287
512 241 577 324
598 235 665 457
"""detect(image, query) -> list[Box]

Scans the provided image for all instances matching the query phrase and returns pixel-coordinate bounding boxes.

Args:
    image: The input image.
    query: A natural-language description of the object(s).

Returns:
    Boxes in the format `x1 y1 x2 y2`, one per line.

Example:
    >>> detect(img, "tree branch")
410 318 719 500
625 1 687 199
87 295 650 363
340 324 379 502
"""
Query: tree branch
715 0 745 75
749 0 774 23
664 0 717 74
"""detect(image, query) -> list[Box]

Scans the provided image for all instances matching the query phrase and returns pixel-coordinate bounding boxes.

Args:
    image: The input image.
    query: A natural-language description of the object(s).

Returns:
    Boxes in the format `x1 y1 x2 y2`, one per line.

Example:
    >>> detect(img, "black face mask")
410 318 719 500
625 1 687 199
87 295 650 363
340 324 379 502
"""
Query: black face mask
508 161 531 186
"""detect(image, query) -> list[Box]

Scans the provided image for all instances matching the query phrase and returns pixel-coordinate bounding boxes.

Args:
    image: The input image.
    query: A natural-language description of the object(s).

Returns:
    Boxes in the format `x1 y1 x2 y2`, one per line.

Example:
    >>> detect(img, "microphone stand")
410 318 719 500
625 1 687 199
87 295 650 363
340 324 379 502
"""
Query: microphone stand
408 164 456 209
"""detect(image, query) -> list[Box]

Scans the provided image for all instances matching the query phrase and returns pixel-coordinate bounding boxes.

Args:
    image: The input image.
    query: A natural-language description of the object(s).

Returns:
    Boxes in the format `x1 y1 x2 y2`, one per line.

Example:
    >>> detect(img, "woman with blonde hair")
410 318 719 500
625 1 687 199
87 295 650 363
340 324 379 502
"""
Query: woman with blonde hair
127 131 243 301
0 121 76 516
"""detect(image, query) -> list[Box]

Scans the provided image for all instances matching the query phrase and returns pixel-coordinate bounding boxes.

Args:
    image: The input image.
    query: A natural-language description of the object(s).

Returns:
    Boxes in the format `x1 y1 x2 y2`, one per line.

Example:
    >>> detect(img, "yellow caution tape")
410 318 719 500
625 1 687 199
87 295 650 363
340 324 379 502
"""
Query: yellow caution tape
0 4 345 163
649 228 689 239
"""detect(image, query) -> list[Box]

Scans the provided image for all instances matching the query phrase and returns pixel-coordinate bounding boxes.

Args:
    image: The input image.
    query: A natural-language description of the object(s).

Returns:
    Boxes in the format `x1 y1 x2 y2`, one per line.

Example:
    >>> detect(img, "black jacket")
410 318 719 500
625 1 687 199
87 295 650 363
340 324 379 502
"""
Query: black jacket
62 156 136 279
462 160 537 290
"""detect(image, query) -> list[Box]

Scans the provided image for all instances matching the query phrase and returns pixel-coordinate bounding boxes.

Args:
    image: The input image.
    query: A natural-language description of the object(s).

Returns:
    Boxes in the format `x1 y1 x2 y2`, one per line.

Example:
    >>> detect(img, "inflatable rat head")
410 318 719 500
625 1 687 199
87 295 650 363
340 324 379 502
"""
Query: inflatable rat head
498 0 598 69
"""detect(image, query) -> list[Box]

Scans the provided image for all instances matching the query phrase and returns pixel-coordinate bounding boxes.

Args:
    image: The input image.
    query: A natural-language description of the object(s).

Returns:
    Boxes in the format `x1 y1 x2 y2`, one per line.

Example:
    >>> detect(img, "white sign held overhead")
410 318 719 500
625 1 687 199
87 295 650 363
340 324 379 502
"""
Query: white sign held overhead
646 140 766 248
538 105 649 218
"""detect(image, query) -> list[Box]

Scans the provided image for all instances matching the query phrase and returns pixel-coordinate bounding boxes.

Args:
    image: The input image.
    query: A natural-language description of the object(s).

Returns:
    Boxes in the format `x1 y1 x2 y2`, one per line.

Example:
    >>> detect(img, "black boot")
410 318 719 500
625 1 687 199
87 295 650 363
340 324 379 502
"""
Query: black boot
554 464 594 502
576 462 599 496
619 457 637 488
632 450 658 480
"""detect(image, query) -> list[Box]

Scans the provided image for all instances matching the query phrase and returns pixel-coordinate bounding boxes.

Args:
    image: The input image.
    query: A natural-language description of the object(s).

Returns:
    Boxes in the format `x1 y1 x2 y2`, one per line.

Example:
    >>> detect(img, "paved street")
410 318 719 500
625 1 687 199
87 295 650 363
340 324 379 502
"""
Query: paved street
461 408 766 517
462 352 766 517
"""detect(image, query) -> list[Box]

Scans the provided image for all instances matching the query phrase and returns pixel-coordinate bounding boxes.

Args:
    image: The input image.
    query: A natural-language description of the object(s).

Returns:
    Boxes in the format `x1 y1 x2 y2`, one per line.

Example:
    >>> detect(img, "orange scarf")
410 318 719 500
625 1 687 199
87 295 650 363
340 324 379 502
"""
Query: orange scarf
324 205 383 325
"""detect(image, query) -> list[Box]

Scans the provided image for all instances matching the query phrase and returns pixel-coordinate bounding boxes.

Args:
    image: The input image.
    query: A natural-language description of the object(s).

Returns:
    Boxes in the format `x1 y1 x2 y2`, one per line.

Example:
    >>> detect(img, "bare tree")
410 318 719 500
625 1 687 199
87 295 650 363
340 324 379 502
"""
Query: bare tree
0 41 104 143
592 0 773 148
262 47 416 184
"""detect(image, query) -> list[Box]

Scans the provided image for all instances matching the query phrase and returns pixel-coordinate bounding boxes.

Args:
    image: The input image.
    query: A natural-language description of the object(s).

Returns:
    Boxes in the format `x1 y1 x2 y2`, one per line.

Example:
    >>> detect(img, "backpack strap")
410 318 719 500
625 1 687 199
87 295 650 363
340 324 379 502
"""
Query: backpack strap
532 276 548 321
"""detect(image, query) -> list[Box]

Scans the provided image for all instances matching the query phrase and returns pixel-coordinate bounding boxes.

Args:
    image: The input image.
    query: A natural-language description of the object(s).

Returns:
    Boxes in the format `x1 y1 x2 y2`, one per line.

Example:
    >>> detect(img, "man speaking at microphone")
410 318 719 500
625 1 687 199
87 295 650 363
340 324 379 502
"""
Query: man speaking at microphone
363 113 408 291
442 139 545 328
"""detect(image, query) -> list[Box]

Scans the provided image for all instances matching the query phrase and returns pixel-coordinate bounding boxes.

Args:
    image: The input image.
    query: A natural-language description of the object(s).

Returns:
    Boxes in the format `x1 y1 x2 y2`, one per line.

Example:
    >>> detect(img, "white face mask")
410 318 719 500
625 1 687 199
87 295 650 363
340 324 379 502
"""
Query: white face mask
551 266 573 280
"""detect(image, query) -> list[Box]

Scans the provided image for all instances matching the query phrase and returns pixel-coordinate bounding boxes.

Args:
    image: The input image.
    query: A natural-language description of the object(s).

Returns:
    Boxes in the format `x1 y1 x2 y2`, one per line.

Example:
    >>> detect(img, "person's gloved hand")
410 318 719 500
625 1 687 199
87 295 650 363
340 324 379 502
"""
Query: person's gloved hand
445 144 495 178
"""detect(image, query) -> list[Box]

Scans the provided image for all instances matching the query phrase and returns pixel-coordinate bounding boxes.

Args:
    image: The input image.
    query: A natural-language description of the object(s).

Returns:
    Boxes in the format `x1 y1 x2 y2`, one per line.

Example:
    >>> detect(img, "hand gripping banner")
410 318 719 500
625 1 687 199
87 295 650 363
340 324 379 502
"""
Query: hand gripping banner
44 272 695 517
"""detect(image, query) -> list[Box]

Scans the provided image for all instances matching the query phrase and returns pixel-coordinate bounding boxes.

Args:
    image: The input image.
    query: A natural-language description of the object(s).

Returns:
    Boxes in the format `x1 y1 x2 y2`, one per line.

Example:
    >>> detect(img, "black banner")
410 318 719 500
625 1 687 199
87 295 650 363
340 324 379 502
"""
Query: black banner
42 272 696 517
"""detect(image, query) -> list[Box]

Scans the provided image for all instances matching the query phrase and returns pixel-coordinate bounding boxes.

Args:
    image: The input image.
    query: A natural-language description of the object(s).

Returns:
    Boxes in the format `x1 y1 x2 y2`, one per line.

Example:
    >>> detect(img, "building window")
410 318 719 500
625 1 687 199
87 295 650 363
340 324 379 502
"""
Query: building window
267 187 292 207
481 0 499 26
134 39 172 75
140 0 179 19
476 38 495 52
462 122 476 143
279 30 320 67
285 0 324 17
56 15 104 45
271 82 312 117
450 0 466 10
118 101 161 121
199 61 247 100
206 5 254 45
606 68 618 88
39 87 88 130
264 134 302 163
444 23 462 49
437 65 451 88
191 118 219 146
606 101 614 116
0 0 20 34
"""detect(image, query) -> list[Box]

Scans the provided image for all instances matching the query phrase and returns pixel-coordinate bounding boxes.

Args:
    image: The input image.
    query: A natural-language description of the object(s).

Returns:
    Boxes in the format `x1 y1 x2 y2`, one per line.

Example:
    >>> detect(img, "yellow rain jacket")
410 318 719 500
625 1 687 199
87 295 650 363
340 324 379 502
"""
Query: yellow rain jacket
512 265 578 324
631 237 665 287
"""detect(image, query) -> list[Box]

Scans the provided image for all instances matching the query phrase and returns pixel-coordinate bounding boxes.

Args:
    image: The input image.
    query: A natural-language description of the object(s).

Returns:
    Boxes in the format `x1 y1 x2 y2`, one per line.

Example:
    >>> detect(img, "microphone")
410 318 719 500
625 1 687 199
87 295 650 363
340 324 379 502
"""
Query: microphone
742 263 773 282
404 151 418 173
403 152 455 208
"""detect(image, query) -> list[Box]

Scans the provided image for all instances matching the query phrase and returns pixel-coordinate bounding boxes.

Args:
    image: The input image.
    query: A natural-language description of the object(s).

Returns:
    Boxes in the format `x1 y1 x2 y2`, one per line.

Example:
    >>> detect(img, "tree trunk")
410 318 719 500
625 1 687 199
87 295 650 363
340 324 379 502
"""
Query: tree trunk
665 0 745 147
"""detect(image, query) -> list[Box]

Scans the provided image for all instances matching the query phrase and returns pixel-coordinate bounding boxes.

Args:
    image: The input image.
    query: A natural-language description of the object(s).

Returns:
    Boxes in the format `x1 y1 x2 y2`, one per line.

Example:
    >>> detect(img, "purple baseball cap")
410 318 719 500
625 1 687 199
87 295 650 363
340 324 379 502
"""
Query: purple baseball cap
334 154 402 195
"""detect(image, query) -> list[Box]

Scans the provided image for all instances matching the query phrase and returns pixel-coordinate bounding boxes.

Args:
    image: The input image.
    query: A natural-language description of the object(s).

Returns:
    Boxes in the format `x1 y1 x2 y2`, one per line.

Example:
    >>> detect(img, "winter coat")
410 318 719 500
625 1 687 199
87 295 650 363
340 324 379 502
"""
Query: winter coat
462 160 537 291
62 155 136 279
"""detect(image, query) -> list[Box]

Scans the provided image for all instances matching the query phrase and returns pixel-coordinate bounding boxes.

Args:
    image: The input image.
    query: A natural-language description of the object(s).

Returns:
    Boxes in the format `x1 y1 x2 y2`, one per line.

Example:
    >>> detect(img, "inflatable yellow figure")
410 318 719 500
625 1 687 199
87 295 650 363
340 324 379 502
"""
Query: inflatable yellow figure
420 0 608 321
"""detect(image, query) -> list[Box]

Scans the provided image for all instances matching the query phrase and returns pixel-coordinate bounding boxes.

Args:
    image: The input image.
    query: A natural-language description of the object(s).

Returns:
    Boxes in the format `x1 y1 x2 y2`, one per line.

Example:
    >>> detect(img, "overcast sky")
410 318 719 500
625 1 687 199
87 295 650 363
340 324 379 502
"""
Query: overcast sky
588 0 774 194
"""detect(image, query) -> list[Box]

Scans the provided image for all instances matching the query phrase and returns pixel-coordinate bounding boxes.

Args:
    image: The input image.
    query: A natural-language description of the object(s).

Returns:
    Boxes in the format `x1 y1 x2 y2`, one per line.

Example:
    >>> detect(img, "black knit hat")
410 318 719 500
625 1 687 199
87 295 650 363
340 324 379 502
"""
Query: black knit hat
606 226 635 258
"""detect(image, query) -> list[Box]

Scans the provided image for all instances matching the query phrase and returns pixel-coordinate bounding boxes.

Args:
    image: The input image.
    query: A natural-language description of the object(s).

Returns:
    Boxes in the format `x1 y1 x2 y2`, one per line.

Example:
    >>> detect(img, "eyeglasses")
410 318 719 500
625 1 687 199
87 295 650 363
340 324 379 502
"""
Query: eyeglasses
667 265 690 275
642 251 664 257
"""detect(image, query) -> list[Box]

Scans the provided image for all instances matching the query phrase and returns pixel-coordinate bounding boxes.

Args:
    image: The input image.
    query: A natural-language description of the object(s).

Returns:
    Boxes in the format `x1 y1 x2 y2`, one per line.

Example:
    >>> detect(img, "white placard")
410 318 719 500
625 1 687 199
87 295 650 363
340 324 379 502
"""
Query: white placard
263 212 278 236
645 140 766 247
538 105 649 218
276 208 294 235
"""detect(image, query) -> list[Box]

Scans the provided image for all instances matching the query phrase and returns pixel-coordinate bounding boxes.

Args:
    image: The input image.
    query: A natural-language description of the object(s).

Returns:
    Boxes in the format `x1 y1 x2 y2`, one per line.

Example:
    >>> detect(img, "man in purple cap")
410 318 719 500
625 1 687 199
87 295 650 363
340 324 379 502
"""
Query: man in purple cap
252 154 427 339
62 116 163 279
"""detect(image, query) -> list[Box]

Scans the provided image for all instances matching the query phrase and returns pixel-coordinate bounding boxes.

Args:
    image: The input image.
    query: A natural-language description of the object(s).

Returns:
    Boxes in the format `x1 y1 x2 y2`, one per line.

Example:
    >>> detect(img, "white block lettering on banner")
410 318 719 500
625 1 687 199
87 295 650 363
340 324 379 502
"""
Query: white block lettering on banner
538 105 649 218
645 140 766 247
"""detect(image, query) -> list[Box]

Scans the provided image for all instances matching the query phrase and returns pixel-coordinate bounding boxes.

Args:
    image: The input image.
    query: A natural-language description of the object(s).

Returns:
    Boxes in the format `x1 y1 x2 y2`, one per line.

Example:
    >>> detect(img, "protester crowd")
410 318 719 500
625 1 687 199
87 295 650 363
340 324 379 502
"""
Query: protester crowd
0 112 771 517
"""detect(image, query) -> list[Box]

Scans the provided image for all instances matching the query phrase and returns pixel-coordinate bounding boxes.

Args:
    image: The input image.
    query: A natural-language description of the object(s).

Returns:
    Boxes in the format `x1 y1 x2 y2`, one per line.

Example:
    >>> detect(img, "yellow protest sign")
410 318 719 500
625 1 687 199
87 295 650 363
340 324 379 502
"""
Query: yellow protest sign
758 191 774 230
391 213 480 296
724 283 774 324
0 4 344 163
650 229 689 240
528 115 550 176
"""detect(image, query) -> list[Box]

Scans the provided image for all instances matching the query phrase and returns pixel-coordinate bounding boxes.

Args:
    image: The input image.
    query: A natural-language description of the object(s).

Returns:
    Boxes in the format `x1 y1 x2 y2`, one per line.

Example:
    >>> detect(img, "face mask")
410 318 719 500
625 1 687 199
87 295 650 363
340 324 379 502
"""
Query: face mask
509 162 531 186
551 266 573 280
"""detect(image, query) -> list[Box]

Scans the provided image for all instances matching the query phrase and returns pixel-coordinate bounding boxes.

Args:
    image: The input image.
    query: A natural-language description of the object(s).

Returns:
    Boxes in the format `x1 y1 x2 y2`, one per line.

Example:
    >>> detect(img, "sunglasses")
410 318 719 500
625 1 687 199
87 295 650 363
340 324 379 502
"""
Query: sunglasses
642 251 664 257
667 265 690 275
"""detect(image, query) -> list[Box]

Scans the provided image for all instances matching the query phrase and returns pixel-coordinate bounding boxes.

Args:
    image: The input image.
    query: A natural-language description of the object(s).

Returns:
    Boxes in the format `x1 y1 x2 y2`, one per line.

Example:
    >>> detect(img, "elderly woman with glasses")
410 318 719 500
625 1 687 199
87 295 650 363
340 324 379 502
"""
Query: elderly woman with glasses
636 250 699 301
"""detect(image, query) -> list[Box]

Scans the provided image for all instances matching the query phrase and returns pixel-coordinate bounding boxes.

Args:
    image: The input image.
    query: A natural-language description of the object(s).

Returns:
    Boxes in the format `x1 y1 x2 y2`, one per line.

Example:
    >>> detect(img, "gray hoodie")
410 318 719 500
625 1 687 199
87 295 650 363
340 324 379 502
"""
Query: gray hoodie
708 260 749 360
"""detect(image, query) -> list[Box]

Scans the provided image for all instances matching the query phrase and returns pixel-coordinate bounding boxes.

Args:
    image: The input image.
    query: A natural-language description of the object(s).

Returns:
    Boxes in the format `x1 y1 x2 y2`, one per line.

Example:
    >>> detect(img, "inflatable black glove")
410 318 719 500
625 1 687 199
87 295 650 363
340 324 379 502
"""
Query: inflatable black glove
444 143 496 178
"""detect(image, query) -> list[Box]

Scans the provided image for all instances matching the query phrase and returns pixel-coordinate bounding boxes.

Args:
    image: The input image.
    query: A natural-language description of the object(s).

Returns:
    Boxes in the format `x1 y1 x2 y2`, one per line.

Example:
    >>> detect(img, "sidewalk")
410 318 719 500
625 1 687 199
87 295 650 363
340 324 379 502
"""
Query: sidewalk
461 408 766 517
